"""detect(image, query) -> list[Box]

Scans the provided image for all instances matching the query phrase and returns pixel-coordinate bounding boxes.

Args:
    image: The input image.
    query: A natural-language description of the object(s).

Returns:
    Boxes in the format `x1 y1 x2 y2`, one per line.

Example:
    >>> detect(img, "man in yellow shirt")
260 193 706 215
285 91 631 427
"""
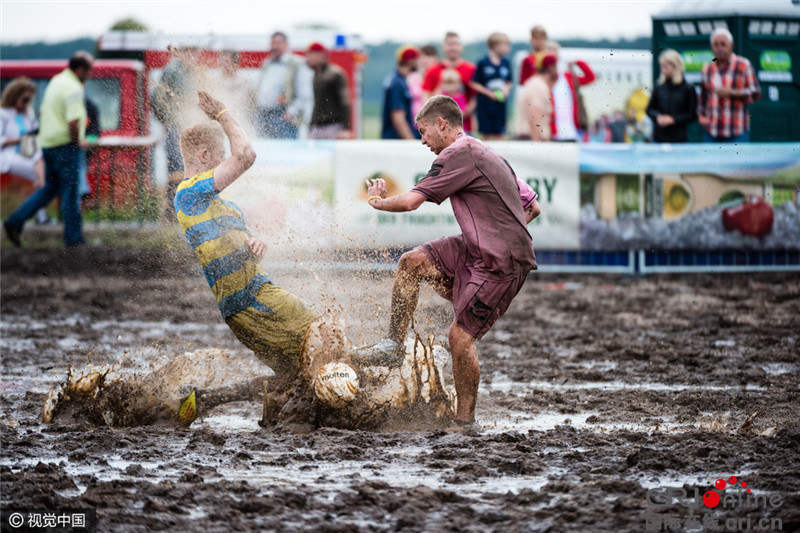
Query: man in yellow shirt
4 51 93 247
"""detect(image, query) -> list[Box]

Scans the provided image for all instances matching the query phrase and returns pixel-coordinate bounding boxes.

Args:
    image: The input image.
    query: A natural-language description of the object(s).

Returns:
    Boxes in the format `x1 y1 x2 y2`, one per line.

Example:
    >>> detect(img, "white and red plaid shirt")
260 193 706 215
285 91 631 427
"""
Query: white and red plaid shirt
699 54 760 138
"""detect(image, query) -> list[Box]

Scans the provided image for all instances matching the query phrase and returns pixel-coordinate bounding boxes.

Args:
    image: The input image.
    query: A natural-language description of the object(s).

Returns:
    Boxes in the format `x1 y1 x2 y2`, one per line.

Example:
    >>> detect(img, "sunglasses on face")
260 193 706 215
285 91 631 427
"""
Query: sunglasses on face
20 96 31 104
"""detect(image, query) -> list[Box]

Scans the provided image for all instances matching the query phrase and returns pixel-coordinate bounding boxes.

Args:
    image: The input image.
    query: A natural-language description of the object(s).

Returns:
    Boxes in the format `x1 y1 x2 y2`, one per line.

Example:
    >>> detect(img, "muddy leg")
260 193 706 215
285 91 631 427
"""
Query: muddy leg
388 250 446 344
259 373 297 427
449 321 479 423
198 378 266 412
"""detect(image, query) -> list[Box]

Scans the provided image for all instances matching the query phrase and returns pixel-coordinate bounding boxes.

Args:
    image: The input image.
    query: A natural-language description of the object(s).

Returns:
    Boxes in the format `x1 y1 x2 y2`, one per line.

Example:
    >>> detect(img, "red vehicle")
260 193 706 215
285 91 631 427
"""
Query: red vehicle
0 59 153 217
1 33 366 219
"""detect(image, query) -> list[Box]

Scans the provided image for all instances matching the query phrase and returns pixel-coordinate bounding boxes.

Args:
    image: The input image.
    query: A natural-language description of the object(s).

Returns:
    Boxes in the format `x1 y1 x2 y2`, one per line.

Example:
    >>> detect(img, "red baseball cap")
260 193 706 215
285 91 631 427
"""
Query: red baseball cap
539 53 557 70
308 42 327 53
397 45 420 63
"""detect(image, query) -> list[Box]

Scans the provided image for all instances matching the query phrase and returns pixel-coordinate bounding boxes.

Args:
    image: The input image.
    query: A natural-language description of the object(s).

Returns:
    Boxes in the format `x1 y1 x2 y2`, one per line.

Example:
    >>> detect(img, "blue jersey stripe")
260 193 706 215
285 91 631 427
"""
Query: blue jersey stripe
184 216 249 249
203 246 261 288
218 273 274 317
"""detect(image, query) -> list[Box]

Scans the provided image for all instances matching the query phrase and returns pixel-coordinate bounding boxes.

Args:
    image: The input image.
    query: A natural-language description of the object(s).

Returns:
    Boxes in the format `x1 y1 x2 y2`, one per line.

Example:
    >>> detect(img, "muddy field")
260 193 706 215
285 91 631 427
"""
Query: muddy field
1 245 798 532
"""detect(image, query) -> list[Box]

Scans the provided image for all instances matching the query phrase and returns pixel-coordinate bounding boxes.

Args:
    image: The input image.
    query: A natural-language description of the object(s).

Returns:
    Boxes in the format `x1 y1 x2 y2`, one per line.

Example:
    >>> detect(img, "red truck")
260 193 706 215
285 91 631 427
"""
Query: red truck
0 59 154 218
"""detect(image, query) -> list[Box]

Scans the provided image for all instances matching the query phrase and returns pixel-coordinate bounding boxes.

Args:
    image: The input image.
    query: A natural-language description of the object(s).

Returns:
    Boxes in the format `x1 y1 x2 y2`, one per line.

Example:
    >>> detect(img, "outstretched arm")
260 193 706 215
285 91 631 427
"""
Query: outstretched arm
198 91 256 191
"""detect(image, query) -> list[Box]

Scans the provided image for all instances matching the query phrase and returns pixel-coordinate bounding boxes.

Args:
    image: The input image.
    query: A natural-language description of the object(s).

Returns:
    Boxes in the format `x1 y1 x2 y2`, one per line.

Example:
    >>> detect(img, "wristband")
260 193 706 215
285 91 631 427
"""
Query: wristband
367 196 382 202
215 109 229 120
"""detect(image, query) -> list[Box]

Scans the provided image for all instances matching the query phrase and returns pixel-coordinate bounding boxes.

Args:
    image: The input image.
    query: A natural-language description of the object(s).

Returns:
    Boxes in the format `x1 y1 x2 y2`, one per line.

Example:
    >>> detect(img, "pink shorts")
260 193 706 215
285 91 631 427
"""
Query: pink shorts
419 235 529 340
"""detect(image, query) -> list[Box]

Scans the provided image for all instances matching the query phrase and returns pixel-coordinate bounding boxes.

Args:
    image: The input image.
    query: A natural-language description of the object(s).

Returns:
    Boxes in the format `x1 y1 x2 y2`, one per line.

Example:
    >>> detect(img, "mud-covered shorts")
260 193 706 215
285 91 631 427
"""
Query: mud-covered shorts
420 235 530 340
225 282 318 376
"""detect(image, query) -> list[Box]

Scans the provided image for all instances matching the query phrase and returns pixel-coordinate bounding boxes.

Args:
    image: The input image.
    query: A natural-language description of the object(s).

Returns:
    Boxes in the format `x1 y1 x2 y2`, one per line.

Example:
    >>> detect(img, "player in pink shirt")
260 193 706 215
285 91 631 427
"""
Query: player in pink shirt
363 95 540 426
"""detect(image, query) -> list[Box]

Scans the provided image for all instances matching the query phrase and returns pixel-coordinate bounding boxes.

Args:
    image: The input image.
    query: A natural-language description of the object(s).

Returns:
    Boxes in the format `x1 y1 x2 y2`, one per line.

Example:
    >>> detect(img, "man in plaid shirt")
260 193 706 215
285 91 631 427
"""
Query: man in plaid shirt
699 28 760 143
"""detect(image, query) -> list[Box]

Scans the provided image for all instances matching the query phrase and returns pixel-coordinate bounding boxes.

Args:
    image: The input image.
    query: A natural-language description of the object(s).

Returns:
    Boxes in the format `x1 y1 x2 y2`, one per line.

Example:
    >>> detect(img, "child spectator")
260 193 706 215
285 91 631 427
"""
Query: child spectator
437 68 470 116
470 32 513 140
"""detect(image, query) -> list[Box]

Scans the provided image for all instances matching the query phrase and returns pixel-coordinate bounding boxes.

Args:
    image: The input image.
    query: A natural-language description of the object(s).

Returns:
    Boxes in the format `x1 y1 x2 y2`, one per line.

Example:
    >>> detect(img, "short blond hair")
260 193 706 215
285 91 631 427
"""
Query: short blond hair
658 49 685 85
416 94 463 128
179 122 224 166
487 32 510 49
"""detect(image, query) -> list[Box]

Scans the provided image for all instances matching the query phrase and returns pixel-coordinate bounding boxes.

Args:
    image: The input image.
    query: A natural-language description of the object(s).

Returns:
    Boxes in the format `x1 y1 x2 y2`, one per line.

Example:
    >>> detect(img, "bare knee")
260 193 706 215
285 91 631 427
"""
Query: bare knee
398 249 430 277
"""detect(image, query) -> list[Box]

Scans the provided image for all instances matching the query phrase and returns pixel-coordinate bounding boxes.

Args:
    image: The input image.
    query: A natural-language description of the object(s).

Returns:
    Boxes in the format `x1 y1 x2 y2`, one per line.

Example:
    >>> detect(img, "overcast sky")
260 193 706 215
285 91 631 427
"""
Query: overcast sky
3 0 795 46
3 0 677 45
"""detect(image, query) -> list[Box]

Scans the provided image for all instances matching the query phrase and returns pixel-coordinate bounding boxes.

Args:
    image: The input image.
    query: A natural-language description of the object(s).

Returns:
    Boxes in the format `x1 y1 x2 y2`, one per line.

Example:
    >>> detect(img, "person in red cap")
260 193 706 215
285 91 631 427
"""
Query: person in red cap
305 42 352 139
381 46 422 139
515 53 558 141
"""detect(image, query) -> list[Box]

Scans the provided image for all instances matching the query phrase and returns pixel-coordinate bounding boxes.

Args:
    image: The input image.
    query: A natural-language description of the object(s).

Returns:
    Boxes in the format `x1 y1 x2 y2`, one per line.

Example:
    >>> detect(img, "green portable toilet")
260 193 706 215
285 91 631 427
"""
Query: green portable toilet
652 1 800 142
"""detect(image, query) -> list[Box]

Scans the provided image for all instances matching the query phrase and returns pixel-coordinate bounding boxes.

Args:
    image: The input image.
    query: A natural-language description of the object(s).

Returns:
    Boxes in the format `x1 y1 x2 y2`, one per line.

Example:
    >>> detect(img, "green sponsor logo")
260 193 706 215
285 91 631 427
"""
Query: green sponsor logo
682 51 714 72
760 50 791 72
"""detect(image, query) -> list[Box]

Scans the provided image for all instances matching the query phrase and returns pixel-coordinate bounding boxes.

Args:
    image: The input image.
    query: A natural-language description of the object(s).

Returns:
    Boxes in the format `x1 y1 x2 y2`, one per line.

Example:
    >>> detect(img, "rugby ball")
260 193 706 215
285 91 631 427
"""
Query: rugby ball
314 362 360 408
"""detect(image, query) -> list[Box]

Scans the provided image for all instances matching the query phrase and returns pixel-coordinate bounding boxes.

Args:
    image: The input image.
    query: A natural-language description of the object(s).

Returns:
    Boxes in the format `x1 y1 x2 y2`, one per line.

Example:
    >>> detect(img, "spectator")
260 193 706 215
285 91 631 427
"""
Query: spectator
625 86 652 143
422 32 477 133
214 50 257 135
590 115 612 143
515 54 557 141
548 42 596 142
519 25 548 86
306 42 352 140
438 68 470 116
4 51 93 248
646 49 697 143
608 110 627 143
699 28 760 143
0 77 49 225
152 45 203 183
77 95 100 199
381 46 421 140
255 32 307 139
409 45 439 120
470 32 513 141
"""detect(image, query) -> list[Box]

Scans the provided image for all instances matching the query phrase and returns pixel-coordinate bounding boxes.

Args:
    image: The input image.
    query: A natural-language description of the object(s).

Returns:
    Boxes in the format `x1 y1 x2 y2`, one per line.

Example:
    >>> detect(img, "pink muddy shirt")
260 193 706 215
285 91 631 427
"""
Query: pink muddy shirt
412 134 537 279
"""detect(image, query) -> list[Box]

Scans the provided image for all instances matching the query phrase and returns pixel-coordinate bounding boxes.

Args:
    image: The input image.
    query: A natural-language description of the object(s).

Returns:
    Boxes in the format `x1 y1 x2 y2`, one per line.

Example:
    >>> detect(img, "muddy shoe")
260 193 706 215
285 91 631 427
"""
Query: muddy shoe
351 339 403 368
178 389 198 425
446 419 480 433
276 385 317 434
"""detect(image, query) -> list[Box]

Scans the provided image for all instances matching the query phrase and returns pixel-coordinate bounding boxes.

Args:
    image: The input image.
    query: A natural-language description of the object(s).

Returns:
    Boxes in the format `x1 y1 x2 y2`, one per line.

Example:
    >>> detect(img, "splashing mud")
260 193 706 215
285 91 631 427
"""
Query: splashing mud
42 315 456 431
42 349 271 427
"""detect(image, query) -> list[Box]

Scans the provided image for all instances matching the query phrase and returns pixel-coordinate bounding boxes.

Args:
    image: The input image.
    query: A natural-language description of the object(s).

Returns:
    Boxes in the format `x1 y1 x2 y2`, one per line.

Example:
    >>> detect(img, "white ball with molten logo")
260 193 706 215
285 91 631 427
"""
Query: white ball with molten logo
314 362 360 408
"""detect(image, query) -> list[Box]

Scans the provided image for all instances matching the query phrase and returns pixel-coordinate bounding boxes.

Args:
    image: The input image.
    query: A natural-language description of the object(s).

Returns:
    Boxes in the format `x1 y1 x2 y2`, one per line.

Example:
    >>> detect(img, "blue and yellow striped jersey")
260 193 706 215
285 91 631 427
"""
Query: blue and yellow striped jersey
174 170 272 318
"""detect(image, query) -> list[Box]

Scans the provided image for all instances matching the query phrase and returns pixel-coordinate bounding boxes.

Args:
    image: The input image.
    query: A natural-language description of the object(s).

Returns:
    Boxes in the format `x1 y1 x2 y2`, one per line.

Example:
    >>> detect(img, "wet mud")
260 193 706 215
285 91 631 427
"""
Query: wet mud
1 246 798 532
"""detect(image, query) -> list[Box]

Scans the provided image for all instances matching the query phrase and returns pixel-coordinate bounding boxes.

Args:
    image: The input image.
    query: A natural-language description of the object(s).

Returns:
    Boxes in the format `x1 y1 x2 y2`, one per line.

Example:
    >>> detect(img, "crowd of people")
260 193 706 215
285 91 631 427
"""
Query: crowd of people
382 25 760 144
2 26 762 248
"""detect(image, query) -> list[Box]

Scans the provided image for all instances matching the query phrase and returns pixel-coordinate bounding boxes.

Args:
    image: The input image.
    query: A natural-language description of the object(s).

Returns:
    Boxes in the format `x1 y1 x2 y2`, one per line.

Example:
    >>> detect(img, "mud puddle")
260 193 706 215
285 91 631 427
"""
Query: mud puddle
2 248 798 532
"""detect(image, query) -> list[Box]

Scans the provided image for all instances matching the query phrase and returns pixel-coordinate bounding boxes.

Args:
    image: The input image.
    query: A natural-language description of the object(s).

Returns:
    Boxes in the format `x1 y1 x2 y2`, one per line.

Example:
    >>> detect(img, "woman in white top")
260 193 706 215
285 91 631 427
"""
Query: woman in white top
1 77 44 185
1 77 50 225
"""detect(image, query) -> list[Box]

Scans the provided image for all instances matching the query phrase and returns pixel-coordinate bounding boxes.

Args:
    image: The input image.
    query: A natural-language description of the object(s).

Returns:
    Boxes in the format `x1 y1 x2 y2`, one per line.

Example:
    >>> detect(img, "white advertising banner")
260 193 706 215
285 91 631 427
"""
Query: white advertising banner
334 140 580 249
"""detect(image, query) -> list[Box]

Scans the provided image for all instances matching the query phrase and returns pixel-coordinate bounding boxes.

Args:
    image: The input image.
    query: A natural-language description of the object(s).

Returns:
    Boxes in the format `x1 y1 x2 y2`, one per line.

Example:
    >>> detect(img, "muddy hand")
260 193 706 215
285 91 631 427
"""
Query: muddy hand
365 178 387 199
246 237 267 260
198 91 225 120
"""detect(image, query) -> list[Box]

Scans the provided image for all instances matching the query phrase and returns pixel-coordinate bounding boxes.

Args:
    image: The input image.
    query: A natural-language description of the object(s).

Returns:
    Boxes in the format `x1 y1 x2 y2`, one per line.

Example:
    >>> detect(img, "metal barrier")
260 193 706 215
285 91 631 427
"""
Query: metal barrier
637 249 800 274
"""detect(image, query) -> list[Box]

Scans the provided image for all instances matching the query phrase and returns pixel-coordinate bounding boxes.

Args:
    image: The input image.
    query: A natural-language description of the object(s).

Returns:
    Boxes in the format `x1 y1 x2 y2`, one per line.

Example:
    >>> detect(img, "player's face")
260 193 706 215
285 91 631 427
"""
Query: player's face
418 119 445 155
